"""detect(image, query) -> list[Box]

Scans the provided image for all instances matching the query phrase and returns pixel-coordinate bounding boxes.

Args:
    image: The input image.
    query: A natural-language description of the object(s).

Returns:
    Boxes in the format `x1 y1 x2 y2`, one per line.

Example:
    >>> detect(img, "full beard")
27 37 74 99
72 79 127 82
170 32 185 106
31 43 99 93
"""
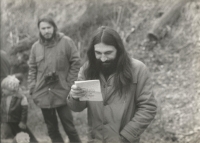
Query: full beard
40 31 56 42
95 58 118 77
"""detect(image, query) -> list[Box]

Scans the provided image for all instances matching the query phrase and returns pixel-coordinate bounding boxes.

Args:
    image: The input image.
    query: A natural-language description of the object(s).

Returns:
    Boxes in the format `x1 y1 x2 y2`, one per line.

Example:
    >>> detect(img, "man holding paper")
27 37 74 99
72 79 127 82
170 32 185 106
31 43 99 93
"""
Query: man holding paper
67 26 157 143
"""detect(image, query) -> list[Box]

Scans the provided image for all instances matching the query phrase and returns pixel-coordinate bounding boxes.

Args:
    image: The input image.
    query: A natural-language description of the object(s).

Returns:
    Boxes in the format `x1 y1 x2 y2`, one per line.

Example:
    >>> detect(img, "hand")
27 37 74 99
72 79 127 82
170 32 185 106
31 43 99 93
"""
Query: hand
19 122 26 130
69 84 86 99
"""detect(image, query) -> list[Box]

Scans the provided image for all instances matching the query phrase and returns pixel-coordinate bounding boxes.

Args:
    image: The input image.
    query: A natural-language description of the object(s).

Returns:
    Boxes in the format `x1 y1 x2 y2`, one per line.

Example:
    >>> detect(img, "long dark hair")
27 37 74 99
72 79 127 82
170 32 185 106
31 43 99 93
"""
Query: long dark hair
85 26 133 94
37 15 58 41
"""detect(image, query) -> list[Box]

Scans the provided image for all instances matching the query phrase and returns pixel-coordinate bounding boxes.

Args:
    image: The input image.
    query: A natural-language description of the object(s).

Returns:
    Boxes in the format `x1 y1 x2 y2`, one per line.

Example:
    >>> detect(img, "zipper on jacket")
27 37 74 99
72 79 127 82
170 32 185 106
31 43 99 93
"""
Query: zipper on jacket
102 83 108 142
48 87 52 109
6 96 9 122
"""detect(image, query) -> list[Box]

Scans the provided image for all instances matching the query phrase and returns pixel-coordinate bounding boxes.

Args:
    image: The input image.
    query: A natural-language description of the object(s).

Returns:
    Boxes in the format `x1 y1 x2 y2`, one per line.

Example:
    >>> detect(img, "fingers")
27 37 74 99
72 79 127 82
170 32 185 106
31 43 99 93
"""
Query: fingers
70 84 86 99
71 84 82 90
71 84 85 93
70 89 86 98
71 88 85 94
71 95 83 99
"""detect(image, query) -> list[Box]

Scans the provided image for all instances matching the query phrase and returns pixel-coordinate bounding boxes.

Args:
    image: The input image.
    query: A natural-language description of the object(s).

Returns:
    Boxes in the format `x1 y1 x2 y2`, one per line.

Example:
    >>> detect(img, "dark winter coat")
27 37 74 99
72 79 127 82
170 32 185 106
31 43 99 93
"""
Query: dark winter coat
1 92 28 123
67 58 157 143
28 32 81 108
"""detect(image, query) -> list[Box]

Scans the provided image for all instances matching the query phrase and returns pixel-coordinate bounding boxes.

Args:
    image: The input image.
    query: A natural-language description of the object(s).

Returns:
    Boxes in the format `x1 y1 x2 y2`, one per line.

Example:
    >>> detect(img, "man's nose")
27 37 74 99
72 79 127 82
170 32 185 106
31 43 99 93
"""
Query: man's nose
100 55 107 62
45 29 49 33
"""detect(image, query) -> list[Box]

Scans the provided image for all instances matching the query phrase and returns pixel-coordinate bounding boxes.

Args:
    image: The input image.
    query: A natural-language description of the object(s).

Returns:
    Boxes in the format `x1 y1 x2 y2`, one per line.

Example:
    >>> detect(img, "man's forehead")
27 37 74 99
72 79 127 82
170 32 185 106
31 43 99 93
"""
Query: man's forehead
94 43 116 52
39 21 53 28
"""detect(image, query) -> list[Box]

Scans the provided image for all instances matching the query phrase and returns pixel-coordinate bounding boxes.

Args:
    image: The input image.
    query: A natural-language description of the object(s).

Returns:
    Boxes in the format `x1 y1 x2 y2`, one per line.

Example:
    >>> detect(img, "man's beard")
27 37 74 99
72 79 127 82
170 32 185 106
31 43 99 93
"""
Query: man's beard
96 58 118 77
40 32 55 42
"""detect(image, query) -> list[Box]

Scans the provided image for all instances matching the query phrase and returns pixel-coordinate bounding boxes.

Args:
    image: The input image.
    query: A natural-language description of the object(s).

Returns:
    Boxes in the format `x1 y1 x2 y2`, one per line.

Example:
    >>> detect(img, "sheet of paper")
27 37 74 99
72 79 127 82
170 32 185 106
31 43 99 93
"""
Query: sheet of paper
75 80 103 101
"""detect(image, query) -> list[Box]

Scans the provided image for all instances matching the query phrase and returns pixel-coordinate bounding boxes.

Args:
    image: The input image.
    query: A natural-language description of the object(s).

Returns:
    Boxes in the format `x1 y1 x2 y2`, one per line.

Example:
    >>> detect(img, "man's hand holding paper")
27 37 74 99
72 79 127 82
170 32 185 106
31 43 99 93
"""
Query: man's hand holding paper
70 84 86 99
69 80 103 101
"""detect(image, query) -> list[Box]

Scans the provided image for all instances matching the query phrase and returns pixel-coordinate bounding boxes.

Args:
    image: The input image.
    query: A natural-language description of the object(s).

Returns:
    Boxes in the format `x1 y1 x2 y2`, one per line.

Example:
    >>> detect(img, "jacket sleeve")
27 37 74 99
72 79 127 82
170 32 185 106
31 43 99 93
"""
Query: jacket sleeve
67 65 87 112
20 96 28 123
27 45 37 94
65 38 81 89
120 64 157 142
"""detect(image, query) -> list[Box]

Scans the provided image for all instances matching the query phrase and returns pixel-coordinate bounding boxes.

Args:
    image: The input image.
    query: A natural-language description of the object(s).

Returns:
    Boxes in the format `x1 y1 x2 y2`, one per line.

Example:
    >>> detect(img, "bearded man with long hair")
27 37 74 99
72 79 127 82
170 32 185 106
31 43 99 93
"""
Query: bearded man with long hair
68 26 157 143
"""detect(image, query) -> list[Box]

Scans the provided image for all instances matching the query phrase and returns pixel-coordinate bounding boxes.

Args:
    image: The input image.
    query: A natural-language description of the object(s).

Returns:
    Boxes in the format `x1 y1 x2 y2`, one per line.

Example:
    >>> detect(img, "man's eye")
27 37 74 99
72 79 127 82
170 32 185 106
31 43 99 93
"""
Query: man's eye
95 52 101 55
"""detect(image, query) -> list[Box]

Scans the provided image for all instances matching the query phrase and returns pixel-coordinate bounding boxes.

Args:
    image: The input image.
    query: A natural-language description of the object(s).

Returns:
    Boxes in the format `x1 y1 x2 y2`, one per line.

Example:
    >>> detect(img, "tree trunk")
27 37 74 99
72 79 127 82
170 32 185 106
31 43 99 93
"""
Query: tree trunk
148 0 192 41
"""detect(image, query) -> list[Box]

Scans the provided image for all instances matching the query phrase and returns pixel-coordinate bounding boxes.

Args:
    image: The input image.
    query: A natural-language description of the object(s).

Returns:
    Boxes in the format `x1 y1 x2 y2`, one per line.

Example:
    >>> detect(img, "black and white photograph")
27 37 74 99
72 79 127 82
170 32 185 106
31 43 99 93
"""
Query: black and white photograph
0 0 200 142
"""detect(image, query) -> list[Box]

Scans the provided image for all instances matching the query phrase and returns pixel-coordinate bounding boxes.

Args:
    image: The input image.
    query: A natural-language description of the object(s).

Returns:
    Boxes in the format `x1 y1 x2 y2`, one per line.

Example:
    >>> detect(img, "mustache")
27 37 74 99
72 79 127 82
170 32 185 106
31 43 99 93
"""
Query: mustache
44 32 52 35
40 32 55 40
95 59 117 69
95 59 118 76
96 58 115 63
40 30 56 37
96 59 112 65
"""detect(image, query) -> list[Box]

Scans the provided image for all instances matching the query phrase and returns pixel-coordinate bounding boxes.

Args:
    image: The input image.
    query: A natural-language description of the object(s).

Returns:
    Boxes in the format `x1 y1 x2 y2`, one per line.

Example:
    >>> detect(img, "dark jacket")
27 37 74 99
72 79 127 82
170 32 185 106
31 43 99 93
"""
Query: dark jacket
1 92 28 123
67 58 157 143
0 50 11 82
28 32 81 108
0 50 11 102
